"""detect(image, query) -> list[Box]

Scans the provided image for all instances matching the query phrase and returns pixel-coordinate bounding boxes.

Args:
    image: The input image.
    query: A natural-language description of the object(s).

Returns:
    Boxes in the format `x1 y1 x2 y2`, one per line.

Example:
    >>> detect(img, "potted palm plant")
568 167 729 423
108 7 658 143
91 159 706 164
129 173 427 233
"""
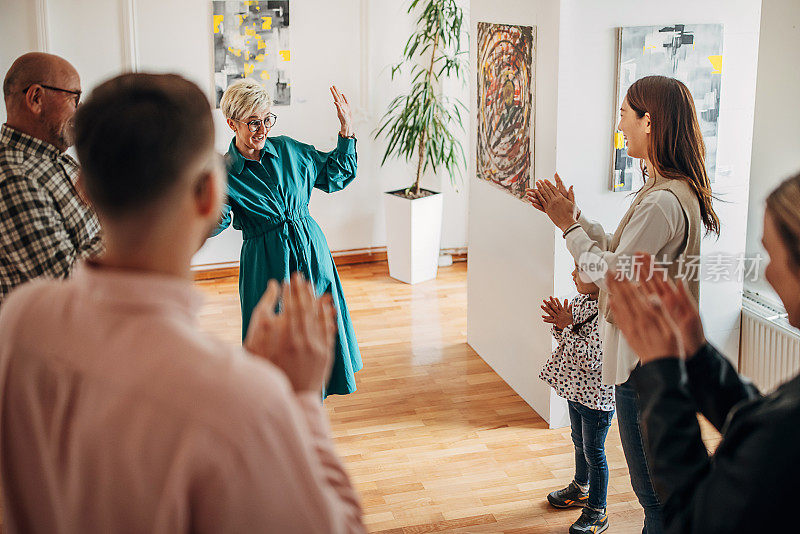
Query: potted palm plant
374 0 467 284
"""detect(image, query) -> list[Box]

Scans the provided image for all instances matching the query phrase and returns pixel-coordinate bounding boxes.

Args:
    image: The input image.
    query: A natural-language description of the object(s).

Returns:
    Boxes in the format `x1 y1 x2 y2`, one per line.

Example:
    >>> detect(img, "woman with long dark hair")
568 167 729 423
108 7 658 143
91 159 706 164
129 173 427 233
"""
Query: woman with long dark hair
605 171 800 533
527 75 720 534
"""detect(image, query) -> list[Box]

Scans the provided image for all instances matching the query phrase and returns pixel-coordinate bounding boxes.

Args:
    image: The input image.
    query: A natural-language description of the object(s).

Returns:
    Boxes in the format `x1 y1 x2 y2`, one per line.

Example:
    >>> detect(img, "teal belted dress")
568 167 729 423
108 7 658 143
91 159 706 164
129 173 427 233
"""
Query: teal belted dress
212 135 362 397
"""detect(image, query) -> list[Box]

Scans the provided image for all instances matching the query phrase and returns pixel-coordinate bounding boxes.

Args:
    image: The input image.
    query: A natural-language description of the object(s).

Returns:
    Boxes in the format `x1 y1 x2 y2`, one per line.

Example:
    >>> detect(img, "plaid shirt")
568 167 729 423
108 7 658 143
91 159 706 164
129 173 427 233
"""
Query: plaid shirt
0 124 103 305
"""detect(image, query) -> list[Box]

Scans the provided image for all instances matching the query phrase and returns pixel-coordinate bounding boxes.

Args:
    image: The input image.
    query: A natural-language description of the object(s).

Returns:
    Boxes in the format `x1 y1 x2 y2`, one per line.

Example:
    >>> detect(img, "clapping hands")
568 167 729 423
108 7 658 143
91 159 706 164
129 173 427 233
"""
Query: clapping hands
541 296 573 330
607 254 706 364
524 173 580 232
244 273 337 393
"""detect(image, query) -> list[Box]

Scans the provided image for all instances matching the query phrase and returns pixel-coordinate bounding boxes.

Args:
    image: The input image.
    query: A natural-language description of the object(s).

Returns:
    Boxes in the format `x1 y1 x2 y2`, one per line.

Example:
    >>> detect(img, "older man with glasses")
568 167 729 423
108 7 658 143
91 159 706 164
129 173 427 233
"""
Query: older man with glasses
0 52 102 305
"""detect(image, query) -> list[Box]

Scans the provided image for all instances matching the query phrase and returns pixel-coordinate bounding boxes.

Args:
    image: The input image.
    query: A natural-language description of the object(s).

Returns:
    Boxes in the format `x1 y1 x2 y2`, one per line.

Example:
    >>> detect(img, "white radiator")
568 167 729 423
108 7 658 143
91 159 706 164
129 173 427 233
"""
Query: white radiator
740 291 800 393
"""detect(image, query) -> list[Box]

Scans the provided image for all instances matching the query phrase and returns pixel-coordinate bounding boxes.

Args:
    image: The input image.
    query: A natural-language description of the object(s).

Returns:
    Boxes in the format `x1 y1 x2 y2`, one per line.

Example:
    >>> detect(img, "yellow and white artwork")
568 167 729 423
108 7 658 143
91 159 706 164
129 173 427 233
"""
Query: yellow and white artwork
612 24 724 191
213 0 291 107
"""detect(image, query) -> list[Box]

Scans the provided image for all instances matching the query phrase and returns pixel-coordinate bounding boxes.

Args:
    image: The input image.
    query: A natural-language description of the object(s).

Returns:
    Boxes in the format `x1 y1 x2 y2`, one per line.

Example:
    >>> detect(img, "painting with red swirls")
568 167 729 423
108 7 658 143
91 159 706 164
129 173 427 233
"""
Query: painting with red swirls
477 23 535 200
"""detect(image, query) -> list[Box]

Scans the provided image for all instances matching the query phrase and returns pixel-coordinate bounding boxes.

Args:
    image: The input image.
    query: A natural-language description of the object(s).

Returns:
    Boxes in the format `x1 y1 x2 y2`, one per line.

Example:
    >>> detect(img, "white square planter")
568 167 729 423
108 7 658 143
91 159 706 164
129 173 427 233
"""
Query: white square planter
383 190 443 284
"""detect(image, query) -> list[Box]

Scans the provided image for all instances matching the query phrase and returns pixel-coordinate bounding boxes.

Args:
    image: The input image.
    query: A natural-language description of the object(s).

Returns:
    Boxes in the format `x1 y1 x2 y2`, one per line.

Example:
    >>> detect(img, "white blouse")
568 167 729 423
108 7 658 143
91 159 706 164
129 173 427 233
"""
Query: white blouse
565 189 687 385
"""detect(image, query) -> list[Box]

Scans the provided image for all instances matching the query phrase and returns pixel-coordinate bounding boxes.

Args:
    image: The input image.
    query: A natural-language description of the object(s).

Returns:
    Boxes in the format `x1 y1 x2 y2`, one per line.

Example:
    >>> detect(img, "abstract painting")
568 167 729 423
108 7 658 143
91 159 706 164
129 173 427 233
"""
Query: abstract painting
476 22 535 200
213 0 290 107
612 23 724 191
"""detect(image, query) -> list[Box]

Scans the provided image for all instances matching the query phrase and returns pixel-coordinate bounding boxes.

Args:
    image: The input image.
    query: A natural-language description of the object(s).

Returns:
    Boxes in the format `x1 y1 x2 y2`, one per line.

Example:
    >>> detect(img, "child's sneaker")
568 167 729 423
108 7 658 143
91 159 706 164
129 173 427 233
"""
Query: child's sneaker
546 481 588 508
569 507 609 534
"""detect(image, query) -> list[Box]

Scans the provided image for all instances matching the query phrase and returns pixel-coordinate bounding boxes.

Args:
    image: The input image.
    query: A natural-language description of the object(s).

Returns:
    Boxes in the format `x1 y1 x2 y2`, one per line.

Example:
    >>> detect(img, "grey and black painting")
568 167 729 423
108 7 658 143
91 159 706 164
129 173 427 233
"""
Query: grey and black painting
612 24 724 191
213 0 290 107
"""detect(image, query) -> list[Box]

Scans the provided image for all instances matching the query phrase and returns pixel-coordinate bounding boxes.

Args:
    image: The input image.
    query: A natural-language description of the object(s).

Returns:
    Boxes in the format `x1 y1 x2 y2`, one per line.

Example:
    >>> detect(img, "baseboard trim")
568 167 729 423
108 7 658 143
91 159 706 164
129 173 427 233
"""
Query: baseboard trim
446 247 468 262
332 246 388 266
192 246 467 281
192 261 240 281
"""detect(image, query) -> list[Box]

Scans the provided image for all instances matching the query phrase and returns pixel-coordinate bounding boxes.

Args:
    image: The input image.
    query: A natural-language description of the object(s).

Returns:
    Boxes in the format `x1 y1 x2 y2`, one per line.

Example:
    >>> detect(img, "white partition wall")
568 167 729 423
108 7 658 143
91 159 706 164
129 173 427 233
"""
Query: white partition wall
745 0 800 304
468 0 763 428
0 1 38 70
467 0 565 427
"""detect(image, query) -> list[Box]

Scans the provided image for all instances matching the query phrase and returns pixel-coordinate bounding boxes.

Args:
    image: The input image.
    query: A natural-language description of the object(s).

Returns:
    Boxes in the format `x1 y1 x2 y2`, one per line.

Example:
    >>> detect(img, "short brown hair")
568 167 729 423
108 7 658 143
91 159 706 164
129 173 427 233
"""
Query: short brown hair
74 73 214 215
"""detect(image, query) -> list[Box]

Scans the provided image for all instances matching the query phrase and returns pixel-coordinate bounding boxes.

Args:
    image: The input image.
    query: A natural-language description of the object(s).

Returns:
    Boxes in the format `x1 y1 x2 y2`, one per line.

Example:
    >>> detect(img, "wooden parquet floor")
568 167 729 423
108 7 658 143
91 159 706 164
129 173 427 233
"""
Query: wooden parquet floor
196 261 720 534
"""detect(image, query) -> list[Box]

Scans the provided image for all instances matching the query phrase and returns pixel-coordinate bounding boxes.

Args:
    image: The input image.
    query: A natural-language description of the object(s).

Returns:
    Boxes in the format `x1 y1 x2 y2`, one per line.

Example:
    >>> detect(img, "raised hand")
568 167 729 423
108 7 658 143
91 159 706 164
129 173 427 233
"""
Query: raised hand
635 253 706 357
330 85 353 138
524 173 574 212
524 186 546 212
524 174 579 231
553 173 579 218
606 263 683 364
244 273 337 393
541 296 573 330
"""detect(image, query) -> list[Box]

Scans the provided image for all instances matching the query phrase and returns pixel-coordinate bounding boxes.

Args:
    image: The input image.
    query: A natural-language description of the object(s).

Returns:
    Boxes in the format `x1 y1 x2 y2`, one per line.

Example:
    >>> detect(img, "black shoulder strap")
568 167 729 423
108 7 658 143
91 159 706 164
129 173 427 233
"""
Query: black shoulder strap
571 311 598 334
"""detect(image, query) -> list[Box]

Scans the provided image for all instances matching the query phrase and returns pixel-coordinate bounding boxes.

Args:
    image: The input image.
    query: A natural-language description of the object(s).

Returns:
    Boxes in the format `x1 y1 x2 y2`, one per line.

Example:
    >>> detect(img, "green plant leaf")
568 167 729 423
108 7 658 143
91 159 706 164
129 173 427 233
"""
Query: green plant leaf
373 0 468 189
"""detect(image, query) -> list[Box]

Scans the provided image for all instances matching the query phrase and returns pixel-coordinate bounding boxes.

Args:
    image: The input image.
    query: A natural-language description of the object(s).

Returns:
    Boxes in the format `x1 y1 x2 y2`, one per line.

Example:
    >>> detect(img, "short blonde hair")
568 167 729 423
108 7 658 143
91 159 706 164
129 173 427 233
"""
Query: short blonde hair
220 79 272 120
767 172 800 268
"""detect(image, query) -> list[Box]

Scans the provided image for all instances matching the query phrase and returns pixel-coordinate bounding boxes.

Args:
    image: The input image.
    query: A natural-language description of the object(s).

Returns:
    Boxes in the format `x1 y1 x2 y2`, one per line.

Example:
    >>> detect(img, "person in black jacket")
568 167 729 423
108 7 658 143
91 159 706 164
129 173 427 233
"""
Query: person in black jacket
604 171 800 534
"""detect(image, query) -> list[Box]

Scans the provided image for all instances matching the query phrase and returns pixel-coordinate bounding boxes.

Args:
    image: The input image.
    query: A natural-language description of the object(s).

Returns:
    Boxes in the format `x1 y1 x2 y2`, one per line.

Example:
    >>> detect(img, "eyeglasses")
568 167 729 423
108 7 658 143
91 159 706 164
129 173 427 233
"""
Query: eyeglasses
235 113 277 133
22 84 81 107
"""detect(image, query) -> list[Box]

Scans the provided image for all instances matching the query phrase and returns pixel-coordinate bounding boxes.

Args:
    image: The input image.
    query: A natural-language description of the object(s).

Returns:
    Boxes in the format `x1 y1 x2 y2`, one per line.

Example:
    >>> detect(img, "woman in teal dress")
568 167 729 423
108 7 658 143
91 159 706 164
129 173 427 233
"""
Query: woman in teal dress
212 79 362 398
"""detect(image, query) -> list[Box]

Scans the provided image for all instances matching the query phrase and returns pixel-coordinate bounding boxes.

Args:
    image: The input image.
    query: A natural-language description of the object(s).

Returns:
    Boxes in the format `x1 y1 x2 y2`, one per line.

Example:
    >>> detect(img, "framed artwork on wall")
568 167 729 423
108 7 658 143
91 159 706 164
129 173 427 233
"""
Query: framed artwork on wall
212 0 291 107
612 23 724 191
476 22 535 201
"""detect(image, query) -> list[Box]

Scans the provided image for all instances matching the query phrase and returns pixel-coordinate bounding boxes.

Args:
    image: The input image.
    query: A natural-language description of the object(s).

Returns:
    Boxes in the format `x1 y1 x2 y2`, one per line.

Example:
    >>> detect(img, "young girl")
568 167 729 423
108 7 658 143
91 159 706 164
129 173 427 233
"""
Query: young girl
539 264 615 534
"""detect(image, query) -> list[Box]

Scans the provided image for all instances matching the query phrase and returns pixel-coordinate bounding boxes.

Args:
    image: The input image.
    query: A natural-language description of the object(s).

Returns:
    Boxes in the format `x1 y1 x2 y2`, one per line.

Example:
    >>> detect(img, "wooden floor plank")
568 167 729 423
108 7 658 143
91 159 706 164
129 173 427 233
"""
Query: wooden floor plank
196 261 719 533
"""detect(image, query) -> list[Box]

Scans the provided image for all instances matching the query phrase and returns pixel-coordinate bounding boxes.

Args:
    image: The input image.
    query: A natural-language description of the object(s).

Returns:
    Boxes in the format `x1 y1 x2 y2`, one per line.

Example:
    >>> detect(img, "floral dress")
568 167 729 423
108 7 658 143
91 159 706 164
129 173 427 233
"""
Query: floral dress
539 294 614 411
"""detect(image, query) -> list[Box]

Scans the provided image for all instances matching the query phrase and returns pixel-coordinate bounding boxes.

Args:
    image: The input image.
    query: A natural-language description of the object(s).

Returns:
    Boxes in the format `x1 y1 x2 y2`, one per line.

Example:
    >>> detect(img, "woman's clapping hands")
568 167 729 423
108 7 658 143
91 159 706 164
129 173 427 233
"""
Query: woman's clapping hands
607 253 706 364
525 173 580 231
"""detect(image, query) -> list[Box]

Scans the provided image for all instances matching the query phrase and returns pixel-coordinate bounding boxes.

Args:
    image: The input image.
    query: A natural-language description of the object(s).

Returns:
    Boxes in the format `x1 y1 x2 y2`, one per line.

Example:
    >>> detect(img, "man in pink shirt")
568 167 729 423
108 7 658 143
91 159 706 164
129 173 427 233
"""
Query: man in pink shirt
0 73 366 533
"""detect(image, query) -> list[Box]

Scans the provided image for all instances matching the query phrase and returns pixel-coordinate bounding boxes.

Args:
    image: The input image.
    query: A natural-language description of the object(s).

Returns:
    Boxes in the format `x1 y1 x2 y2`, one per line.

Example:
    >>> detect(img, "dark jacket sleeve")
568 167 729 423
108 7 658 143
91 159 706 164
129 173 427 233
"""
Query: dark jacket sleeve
629 345 794 534
684 343 761 430
630 358 711 531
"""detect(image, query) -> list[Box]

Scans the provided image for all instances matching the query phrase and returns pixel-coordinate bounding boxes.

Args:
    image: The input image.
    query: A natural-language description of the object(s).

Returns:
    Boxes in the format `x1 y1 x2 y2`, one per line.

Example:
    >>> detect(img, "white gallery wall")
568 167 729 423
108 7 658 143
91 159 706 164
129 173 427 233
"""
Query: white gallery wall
744 0 800 305
467 0 562 426
0 2 38 68
468 0 763 428
555 0 762 366
0 0 470 266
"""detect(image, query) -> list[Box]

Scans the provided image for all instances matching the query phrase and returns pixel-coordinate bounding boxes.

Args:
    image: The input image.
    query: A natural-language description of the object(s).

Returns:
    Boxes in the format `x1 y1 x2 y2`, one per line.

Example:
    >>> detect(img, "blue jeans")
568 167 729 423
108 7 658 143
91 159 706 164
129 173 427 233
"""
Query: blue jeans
567 400 614 511
616 379 665 534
